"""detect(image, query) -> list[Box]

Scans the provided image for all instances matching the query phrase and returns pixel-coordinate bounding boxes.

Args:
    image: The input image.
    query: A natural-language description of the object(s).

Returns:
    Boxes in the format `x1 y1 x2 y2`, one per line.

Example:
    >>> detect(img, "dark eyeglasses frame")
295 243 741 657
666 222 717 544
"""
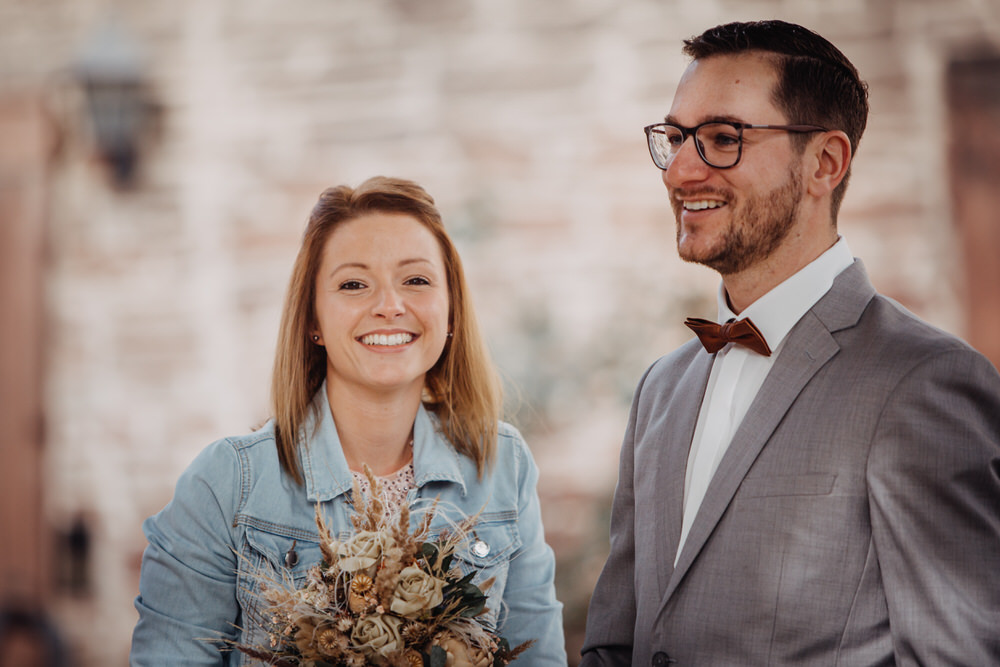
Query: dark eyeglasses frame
644 121 829 170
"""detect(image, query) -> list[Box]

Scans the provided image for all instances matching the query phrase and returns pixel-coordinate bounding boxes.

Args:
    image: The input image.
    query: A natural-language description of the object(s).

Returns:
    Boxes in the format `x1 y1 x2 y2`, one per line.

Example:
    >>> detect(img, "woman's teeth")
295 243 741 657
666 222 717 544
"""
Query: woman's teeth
361 333 413 346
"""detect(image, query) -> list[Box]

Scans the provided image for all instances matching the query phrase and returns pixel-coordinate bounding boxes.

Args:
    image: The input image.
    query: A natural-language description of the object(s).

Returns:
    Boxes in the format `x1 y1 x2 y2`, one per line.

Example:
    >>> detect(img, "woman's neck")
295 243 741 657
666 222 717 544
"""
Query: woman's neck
325 380 420 476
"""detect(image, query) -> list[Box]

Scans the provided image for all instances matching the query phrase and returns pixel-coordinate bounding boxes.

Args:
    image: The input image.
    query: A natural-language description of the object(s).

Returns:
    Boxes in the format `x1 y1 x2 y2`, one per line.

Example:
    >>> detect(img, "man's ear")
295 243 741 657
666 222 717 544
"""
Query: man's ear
807 130 852 197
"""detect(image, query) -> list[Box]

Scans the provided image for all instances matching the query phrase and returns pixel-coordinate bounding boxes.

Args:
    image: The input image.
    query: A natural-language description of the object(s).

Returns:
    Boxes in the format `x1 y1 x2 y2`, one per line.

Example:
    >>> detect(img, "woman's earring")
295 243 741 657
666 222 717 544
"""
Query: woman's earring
312 335 320 342
446 331 453 338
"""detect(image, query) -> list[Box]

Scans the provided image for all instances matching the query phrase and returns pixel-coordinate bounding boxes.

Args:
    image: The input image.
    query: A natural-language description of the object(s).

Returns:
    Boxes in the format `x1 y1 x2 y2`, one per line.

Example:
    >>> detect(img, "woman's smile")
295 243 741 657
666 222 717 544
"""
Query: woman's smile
358 331 417 347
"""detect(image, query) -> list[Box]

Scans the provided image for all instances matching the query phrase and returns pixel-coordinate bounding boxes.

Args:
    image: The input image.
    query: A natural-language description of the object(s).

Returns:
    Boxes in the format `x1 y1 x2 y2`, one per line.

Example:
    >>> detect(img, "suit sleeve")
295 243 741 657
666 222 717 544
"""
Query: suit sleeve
580 369 652 666
868 347 1000 664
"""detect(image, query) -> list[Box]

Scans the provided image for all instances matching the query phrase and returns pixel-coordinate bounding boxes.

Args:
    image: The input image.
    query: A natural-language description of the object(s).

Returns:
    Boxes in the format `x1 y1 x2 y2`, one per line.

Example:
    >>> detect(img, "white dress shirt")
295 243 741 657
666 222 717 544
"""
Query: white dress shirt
675 237 855 563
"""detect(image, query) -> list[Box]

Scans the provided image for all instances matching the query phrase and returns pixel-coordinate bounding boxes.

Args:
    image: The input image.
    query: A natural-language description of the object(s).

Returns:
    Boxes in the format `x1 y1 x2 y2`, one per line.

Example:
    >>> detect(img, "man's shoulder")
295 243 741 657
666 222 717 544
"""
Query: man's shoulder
631 338 707 399
857 293 977 357
646 337 704 370
821 291 1000 389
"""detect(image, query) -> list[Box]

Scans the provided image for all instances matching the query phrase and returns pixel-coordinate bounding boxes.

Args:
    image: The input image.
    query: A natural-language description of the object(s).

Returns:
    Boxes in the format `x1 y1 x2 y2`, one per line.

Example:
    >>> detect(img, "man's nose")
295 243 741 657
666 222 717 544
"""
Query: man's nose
663 136 710 188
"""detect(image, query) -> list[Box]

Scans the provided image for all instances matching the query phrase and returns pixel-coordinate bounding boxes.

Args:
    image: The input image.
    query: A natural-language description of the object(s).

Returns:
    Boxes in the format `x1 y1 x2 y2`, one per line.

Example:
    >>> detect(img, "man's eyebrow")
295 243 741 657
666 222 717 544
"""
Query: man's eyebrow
664 114 745 126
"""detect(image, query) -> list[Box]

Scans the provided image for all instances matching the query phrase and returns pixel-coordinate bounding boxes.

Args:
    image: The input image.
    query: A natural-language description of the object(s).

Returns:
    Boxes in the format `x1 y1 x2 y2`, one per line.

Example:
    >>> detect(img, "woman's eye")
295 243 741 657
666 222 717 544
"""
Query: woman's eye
404 276 430 286
339 280 366 291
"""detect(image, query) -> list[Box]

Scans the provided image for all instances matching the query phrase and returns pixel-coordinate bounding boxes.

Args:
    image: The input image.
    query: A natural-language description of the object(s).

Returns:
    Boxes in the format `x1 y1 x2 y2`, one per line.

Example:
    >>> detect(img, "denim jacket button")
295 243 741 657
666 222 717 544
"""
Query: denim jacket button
471 539 490 558
283 542 299 567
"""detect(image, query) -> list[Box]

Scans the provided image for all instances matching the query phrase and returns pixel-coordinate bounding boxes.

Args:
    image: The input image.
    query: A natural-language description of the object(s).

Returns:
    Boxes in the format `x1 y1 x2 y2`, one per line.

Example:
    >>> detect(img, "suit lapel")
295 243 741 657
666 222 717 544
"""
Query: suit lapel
651 349 714 594
660 260 876 604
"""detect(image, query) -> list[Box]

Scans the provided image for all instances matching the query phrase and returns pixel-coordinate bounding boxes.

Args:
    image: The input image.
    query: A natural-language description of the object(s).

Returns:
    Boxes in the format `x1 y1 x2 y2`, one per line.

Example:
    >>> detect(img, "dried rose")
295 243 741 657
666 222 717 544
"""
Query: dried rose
350 614 404 657
337 531 397 573
390 565 446 617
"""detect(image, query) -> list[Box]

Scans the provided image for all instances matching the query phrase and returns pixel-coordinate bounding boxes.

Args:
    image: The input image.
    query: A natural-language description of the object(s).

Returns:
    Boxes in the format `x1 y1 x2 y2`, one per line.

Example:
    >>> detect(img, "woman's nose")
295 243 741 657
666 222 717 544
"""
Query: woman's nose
372 286 405 318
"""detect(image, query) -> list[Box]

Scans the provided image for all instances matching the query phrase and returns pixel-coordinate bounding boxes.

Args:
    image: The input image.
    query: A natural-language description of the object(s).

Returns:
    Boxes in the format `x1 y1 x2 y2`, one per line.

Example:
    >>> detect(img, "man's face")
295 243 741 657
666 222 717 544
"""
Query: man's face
662 53 807 276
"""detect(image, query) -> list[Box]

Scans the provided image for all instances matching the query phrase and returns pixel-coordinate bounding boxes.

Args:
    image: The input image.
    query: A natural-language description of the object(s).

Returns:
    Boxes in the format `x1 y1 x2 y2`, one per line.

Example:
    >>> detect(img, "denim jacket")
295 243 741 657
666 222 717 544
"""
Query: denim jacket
130 388 566 665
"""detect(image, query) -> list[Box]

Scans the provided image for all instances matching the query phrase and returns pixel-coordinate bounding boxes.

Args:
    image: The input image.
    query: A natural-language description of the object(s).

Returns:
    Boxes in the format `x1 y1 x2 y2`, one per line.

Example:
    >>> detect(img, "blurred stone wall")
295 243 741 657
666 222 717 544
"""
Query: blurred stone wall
1 0 998 663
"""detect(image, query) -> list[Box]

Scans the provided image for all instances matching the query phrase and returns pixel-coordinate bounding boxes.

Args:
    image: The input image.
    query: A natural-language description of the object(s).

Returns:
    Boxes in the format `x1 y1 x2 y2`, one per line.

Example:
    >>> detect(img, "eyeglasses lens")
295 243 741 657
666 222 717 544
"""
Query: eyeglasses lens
648 123 742 169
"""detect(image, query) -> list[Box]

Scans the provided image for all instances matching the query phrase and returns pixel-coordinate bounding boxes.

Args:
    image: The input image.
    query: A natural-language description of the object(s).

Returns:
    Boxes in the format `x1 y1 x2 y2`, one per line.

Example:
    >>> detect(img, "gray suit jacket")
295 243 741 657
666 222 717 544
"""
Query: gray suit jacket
581 261 1000 666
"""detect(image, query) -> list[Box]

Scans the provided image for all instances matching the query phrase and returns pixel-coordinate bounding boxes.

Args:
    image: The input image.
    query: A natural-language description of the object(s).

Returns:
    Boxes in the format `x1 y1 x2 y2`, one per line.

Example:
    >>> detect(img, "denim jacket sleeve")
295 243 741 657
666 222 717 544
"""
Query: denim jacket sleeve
494 426 567 664
130 438 243 666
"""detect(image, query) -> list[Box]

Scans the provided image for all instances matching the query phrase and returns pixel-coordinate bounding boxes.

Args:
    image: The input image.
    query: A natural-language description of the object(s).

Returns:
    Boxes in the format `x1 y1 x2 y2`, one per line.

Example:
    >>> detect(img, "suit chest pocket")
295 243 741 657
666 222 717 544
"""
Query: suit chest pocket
739 472 837 498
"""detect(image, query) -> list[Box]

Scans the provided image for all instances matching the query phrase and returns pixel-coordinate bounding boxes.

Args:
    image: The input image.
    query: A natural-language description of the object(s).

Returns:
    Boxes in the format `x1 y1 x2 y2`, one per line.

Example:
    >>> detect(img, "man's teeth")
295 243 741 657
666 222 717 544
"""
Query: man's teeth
684 200 725 211
362 333 413 346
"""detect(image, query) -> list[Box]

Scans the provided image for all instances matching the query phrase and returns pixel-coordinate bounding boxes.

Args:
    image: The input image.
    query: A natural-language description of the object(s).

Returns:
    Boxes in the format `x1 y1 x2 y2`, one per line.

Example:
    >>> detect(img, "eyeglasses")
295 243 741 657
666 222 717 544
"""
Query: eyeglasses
644 121 828 170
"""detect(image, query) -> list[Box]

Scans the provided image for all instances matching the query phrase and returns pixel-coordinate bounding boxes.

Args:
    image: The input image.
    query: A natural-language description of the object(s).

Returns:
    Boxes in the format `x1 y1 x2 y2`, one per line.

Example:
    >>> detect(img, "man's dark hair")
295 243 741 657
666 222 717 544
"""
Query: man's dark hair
683 20 870 218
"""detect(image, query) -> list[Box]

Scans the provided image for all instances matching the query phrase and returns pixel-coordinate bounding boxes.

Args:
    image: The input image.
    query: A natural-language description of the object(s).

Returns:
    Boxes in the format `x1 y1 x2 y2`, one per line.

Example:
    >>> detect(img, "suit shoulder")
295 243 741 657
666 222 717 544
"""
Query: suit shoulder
838 294 1000 389
641 339 705 385
861 295 980 358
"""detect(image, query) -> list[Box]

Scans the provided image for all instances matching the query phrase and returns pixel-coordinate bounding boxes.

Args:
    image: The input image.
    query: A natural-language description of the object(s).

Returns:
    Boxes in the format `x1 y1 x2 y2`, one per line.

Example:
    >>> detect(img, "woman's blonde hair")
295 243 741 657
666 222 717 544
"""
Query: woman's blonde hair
270 176 502 485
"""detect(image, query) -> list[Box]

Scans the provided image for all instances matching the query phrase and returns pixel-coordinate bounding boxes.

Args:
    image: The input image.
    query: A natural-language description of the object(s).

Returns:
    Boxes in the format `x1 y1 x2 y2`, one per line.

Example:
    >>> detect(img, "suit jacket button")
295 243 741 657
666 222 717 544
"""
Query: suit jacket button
652 652 673 666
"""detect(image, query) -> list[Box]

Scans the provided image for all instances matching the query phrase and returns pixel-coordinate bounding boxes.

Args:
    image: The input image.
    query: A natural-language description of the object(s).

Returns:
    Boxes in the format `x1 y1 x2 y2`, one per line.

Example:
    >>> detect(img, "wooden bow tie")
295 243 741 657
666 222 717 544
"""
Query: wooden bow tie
684 317 772 356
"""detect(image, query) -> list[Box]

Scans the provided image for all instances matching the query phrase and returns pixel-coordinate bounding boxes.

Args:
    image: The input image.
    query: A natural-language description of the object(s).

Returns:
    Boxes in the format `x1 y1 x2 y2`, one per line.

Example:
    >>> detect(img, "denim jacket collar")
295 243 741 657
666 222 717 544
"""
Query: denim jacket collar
299 383 468 503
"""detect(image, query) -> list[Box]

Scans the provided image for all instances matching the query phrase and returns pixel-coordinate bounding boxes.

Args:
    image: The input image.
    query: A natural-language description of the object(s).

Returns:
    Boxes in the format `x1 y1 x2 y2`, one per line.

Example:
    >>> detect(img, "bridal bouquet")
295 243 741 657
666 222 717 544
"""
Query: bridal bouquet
235 470 533 666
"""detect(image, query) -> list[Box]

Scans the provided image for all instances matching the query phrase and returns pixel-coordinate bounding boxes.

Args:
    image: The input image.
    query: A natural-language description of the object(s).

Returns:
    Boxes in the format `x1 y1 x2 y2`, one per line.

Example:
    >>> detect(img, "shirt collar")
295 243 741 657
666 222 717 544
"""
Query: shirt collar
300 382 468 502
717 237 854 353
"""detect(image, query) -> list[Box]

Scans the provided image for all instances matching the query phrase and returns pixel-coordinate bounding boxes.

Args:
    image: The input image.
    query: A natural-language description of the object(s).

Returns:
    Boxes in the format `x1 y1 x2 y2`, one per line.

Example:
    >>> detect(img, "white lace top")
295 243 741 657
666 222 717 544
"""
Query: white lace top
350 462 416 519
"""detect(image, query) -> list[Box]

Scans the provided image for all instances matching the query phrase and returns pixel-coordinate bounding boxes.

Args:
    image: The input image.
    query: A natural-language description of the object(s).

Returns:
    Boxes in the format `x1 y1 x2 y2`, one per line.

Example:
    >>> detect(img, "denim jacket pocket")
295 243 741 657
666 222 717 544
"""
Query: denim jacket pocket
447 510 522 631
237 523 323 655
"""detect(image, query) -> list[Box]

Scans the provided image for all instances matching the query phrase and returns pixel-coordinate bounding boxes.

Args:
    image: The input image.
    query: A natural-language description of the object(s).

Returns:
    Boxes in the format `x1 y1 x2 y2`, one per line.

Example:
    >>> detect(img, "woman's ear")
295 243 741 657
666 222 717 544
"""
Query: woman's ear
807 130 852 197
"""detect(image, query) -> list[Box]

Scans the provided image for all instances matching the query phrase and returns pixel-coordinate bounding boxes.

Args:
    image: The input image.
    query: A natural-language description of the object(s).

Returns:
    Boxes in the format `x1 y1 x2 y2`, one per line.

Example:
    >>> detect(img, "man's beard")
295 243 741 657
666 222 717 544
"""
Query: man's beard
674 167 803 276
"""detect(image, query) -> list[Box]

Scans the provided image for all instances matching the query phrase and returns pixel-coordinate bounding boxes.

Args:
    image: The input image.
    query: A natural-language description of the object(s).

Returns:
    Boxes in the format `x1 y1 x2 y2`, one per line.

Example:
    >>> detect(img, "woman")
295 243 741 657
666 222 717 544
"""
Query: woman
130 177 566 665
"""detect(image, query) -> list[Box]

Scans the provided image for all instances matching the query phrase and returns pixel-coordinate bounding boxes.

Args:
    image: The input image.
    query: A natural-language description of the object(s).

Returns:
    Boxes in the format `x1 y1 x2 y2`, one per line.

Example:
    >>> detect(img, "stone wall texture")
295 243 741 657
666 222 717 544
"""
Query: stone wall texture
1 0 999 663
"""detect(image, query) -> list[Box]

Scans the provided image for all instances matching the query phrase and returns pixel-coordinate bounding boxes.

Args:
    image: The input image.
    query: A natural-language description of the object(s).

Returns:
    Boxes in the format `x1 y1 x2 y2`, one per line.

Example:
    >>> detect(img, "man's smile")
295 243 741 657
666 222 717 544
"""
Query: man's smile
682 200 726 211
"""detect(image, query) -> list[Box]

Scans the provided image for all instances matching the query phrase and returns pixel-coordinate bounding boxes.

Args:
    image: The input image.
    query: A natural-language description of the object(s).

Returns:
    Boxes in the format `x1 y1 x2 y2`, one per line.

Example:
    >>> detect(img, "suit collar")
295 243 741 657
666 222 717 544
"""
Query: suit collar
810 258 877 333
718 237 855 353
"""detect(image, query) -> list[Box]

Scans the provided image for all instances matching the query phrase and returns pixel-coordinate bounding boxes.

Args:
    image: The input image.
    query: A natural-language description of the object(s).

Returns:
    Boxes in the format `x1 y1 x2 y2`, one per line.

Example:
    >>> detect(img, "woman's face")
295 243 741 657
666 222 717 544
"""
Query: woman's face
312 212 450 397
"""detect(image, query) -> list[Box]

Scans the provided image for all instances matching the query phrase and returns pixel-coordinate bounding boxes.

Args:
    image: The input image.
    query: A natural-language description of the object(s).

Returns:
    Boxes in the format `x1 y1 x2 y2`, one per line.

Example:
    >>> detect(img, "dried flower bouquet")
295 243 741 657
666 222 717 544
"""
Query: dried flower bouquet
234 468 533 666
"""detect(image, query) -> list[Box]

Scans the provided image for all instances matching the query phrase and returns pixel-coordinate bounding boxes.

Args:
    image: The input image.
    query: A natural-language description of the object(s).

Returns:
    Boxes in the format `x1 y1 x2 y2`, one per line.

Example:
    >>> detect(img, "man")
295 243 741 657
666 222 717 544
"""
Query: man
581 20 1000 666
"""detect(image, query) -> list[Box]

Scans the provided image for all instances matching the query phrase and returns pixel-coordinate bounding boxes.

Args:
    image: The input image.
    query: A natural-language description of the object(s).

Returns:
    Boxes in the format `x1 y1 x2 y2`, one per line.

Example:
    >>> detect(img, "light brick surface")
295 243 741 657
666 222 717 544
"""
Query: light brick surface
1 0 998 663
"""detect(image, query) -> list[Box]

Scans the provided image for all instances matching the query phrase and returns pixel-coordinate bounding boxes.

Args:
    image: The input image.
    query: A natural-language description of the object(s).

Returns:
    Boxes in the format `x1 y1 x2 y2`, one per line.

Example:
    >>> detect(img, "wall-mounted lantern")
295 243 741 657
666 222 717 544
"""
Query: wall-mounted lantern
73 17 155 189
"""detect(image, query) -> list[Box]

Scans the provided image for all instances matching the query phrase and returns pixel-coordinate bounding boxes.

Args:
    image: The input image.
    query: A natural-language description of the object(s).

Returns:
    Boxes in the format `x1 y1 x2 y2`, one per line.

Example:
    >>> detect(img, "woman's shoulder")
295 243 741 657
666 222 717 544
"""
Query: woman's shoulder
485 420 538 486
496 419 526 444
495 419 533 457
176 420 280 494
167 419 311 534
